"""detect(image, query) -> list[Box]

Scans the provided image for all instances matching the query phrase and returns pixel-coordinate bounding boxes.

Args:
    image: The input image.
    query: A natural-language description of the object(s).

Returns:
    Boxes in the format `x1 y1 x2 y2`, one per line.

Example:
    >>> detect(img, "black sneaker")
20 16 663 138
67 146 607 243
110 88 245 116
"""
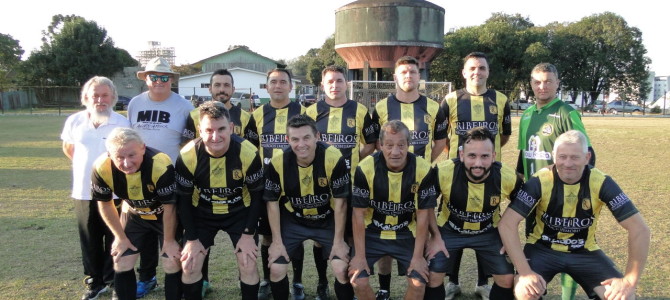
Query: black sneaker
258 280 271 300
81 277 108 300
291 282 305 300
375 289 390 300
316 282 330 300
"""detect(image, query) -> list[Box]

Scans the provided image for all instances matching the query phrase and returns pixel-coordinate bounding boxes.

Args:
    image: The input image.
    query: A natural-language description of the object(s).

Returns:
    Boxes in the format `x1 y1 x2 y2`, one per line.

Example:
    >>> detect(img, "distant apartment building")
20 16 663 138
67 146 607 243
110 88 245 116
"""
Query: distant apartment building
136 41 175 67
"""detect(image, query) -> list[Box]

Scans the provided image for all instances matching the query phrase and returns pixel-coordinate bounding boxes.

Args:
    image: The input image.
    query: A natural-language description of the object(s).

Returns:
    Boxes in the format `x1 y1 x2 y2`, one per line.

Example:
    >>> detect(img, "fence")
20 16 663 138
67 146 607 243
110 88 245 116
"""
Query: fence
0 86 83 115
348 80 453 111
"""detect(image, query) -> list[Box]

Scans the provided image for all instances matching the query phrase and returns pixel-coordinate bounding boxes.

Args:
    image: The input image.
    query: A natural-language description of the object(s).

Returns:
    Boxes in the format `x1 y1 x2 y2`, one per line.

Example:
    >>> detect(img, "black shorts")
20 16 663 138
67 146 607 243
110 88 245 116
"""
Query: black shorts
524 243 623 295
273 217 338 264
120 211 164 256
195 210 258 249
429 228 513 275
353 236 426 284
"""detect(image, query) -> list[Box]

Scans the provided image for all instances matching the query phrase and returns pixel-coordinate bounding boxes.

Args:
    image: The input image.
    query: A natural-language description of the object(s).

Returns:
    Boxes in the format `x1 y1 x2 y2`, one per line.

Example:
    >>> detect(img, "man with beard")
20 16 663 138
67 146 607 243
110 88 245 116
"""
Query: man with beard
62 76 131 300
424 127 521 300
252 68 306 300
183 69 258 146
127 57 193 298
440 52 512 299
516 63 596 299
370 56 447 300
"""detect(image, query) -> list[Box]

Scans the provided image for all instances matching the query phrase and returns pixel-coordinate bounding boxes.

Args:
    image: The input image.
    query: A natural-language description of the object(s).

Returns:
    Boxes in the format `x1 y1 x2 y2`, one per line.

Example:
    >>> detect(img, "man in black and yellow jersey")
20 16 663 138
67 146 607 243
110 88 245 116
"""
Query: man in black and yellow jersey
264 115 353 300
440 52 512 298
252 68 307 299
370 55 446 300
92 127 182 300
349 120 437 300
306 65 379 299
424 127 521 300
182 69 259 146
175 102 264 300
499 130 650 300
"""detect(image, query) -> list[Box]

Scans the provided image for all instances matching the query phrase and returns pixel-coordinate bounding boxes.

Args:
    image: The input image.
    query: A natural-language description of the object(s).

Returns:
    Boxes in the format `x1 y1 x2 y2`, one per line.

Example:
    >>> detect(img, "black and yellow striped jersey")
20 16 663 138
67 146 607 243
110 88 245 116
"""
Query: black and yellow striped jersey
352 152 437 240
251 101 306 164
306 100 379 177
442 88 512 160
175 135 264 240
263 141 351 228
371 95 447 160
509 166 639 252
435 159 522 234
91 147 176 221
182 105 259 146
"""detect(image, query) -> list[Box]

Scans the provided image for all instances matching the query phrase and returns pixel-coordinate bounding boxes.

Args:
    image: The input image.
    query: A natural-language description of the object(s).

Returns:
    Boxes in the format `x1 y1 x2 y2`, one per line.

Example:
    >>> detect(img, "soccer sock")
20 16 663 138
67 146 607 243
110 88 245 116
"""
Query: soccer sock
292 243 304 283
240 281 260 300
182 278 203 300
561 273 577 300
164 271 183 300
313 245 328 284
202 252 210 282
334 280 355 300
489 283 514 300
269 276 290 300
424 284 445 300
261 244 270 281
378 273 391 291
476 254 489 286
113 270 136 300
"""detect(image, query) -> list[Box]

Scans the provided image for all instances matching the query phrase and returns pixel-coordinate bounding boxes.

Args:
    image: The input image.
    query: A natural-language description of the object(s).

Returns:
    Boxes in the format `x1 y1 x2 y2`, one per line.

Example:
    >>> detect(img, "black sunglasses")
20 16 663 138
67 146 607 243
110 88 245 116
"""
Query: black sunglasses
148 74 171 82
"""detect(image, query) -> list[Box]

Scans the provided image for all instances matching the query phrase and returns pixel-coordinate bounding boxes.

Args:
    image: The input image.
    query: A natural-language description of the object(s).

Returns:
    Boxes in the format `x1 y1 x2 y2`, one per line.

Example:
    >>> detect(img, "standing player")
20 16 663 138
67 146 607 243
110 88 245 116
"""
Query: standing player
182 68 258 146
370 56 447 300
251 68 306 300
349 120 438 300
176 102 264 300
499 130 649 300
61 76 130 300
92 127 182 300
440 52 512 298
424 127 521 300
128 57 193 297
517 63 596 299
306 65 379 299
264 115 354 300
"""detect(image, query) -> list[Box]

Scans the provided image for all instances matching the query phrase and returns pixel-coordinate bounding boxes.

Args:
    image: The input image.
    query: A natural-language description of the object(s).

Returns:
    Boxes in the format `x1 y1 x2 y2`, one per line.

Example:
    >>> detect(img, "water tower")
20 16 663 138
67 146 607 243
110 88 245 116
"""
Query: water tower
335 0 445 80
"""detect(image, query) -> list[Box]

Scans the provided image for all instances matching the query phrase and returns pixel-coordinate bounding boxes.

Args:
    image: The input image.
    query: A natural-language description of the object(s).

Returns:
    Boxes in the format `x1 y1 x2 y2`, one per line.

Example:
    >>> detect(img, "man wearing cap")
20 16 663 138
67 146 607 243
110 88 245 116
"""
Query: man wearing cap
127 57 194 298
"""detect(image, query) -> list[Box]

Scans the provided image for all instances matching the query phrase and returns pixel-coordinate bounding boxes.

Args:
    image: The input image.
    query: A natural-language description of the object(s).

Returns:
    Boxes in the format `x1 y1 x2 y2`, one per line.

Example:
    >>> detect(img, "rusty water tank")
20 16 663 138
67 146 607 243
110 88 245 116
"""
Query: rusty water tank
335 0 445 70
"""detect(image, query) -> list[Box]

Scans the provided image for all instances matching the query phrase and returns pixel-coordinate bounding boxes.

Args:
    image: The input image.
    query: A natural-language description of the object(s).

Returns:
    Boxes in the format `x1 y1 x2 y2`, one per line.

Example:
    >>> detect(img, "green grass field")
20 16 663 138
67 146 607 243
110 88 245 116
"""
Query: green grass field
0 114 667 299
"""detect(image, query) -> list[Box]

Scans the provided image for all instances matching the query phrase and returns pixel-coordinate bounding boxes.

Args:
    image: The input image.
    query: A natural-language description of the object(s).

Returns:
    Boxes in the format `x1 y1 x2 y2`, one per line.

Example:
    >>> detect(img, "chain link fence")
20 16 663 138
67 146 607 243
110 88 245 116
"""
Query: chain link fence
348 80 452 112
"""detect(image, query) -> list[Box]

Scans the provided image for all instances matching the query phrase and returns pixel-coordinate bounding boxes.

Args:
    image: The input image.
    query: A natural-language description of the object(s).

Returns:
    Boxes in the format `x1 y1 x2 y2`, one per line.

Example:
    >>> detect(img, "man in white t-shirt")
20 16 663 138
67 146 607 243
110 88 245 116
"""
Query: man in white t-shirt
127 57 193 297
61 76 130 300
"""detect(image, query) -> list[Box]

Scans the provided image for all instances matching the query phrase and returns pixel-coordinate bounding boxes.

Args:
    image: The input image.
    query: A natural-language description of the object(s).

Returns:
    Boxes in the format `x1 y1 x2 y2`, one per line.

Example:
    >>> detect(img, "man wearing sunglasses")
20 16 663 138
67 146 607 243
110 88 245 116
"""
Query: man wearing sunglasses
127 57 194 298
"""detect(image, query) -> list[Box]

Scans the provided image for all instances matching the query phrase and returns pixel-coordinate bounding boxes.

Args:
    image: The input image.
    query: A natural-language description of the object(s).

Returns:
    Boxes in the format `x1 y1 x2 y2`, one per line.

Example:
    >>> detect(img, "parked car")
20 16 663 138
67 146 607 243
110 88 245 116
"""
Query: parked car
115 96 132 110
301 94 317 106
510 99 531 110
567 102 581 111
231 92 261 111
605 101 644 114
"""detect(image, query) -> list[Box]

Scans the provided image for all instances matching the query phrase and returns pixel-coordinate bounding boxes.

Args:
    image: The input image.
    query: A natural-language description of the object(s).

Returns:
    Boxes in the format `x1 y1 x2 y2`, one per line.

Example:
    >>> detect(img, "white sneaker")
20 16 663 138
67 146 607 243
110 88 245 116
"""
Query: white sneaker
445 282 461 300
474 284 492 300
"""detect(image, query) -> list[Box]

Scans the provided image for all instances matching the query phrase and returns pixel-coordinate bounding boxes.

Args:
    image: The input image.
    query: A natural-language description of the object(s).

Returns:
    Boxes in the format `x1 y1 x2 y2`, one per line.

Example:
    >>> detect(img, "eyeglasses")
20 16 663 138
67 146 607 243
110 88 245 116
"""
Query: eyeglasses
148 74 171 82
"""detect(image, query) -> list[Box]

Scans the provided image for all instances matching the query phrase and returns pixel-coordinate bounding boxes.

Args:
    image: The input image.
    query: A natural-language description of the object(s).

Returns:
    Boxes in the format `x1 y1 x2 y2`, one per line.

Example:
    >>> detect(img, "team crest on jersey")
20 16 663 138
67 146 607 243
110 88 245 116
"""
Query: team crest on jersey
474 103 484 113
347 118 356 128
212 166 224 176
302 175 312 186
542 124 553 136
318 177 328 187
146 184 155 193
411 183 419 193
234 126 241 135
489 105 498 115
277 115 287 124
232 169 243 180
129 185 141 195
490 195 501 206
424 115 432 124
402 110 413 120
582 198 592 210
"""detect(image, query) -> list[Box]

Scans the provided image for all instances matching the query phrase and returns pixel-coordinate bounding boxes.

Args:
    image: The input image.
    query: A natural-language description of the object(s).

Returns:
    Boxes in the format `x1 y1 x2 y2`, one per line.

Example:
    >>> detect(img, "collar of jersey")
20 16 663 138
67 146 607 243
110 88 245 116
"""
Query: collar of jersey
532 98 561 113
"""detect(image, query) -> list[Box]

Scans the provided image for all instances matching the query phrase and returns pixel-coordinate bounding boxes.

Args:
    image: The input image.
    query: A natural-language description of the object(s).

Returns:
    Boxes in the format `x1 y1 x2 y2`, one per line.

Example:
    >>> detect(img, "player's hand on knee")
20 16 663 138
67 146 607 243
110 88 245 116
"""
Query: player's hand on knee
235 234 259 267
601 277 636 300
424 235 448 260
408 255 429 282
329 240 350 263
347 254 369 284
180 239 206 272
268 242 288 266
111 237 136 262
514 273 546 300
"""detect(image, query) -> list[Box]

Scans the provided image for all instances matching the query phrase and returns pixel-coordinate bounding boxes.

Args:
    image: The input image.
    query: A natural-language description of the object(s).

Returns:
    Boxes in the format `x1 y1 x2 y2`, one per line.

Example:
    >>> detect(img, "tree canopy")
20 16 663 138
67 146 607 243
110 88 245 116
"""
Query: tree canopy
0 33 24 87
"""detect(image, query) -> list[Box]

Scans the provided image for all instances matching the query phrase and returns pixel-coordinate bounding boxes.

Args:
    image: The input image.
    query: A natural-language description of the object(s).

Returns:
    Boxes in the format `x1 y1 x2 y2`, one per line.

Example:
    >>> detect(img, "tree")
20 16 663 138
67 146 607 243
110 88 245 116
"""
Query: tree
21 14 136 87
0 33 24 87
